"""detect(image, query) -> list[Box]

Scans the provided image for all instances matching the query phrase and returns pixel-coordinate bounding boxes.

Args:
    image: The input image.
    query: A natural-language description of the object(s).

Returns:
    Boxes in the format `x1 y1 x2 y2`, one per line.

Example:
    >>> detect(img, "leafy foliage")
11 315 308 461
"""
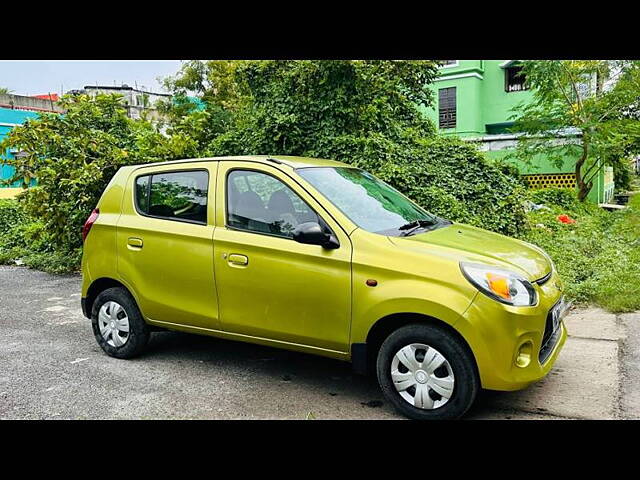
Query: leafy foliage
0 198 80 274
162 60 249 112
352 136 529 236
0 199 26 235
510 60 640 200
0 94 181 250
10 60 628 282
528 187 590 212
163 60 527 235
207 60 439 155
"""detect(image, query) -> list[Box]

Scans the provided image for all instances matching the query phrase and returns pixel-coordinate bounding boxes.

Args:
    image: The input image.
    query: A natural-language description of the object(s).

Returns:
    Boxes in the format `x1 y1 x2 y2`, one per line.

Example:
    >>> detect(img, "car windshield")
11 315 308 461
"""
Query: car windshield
296 167 443 236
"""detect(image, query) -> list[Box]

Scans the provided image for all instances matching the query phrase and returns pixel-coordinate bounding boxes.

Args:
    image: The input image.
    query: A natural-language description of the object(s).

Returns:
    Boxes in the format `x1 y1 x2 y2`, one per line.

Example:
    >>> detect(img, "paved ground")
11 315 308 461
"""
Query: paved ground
0 265 638 420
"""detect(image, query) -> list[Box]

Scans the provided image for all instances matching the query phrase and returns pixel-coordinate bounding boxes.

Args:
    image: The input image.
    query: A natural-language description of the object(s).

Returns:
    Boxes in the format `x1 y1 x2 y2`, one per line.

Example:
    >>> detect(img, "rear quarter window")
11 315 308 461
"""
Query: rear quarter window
135 176 150 213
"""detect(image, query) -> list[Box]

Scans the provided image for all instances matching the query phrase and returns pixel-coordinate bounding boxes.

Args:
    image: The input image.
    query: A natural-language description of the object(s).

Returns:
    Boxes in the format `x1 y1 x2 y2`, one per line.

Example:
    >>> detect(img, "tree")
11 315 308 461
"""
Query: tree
169 60 528 235
0 87 12 94
0 94 177 249
161 60 249 112
510 60 640 201
158 60 249 155
207 60 439 156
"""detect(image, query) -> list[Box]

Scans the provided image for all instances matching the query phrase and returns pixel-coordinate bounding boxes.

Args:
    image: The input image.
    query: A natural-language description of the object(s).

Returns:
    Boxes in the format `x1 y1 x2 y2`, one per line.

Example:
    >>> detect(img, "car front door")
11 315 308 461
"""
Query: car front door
116 163 220 330
213 161 352 353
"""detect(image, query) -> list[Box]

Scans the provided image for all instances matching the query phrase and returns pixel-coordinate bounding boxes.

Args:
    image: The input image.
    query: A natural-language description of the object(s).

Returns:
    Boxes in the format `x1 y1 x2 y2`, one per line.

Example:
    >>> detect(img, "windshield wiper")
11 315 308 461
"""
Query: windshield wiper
398 218 439 237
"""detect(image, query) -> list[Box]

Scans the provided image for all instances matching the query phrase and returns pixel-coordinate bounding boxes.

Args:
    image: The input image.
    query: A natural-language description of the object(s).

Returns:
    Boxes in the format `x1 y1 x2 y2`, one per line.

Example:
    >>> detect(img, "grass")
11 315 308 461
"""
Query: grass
521 187 640 313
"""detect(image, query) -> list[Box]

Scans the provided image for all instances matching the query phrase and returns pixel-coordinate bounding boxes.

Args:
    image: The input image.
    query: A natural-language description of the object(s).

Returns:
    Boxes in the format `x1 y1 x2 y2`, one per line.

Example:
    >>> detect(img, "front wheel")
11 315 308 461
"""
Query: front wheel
376 323 479 420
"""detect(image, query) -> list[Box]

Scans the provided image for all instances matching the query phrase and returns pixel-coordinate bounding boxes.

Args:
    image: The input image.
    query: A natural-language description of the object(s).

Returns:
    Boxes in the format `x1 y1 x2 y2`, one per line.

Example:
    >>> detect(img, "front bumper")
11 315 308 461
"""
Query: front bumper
456 270 569 391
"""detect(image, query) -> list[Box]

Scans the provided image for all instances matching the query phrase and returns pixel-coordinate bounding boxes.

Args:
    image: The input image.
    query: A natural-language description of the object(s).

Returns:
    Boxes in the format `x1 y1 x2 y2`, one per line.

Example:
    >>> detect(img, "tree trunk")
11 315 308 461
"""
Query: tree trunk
575 136 591 202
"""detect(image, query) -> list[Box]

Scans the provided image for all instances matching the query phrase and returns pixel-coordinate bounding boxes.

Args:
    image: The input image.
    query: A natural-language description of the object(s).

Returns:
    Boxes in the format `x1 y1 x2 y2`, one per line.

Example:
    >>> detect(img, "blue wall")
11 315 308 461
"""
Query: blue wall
0 107 41 187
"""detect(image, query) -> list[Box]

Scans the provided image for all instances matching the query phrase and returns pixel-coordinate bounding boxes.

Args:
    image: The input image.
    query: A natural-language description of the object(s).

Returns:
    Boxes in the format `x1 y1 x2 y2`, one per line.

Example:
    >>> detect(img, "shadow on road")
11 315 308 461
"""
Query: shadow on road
140 330 524 419
145 330 358 378
141 330 393 414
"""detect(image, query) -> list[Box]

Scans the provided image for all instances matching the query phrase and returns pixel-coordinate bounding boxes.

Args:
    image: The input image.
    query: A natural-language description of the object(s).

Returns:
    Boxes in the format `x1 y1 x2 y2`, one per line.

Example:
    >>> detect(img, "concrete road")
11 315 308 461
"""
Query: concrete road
0 265 637 420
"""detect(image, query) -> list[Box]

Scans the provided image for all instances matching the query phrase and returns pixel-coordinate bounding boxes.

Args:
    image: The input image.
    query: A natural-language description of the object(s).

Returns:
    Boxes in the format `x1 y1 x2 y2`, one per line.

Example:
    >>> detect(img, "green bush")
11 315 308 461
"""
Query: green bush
1 198 49 253
19 249 83 275
0 197 80 274
0 246 27 265
1 217 49 252
340 135 529 236
0 199 27 235
613 160 633 193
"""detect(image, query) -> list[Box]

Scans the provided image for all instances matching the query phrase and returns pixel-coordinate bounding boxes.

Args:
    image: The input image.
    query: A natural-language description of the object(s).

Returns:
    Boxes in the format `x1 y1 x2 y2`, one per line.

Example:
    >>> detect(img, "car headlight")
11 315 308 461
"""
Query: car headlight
460 262 538 306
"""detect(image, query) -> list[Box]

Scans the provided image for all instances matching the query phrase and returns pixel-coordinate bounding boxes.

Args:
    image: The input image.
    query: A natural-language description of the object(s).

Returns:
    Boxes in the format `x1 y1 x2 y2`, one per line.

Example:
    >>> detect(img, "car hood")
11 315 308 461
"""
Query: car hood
388 223 551 282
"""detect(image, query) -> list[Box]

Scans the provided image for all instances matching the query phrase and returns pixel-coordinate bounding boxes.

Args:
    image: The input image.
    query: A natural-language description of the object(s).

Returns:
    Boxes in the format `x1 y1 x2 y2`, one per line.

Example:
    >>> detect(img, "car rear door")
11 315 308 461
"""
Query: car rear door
116 162 220 330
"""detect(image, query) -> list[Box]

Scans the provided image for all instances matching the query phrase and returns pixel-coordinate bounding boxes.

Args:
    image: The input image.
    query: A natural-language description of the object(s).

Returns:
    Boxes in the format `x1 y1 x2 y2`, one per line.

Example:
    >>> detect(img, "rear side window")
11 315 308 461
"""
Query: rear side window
135 170 208 224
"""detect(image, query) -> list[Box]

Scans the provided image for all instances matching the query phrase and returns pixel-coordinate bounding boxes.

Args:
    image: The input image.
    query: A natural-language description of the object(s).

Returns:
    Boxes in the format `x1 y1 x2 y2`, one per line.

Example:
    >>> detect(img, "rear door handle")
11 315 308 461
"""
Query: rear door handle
127 237 143 249
228 253 248 266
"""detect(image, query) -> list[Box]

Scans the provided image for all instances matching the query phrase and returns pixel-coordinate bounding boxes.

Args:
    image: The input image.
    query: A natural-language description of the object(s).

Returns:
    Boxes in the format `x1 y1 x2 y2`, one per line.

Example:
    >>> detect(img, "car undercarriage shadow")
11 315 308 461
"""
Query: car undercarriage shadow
142 330 395 416
140 330 526 419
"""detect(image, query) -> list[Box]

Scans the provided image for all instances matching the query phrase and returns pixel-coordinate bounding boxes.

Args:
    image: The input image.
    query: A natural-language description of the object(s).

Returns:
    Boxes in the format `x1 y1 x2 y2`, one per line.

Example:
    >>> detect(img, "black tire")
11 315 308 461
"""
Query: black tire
91 287 150 359
376 323 479 420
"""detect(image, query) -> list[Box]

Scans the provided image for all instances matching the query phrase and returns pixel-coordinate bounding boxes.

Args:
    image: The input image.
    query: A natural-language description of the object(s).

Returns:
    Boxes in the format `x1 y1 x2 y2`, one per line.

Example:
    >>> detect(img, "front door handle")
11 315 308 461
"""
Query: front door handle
228 253 248 266
127 237 143 249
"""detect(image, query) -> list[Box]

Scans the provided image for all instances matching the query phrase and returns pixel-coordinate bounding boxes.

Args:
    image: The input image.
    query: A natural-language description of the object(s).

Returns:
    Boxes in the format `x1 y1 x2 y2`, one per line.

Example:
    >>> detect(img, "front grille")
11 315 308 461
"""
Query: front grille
540 303 556 347
538 298 566 364
539 326 562 364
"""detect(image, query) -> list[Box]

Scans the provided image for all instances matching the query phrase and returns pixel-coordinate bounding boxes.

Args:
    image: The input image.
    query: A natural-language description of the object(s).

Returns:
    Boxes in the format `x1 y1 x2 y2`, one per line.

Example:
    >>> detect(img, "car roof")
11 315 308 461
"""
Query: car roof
129 155 350 170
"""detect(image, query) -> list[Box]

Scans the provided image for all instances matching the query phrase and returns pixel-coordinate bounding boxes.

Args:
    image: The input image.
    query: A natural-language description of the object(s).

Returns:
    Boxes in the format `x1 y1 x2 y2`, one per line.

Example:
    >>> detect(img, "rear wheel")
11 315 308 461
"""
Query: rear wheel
376 323 479 420
91 287 150 359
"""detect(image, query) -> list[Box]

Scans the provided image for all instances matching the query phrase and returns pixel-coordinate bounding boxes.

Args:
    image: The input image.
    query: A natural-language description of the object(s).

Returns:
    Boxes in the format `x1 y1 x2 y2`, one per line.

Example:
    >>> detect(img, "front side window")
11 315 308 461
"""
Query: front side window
135 170 208 224
297 167 441 236
227 169 319 238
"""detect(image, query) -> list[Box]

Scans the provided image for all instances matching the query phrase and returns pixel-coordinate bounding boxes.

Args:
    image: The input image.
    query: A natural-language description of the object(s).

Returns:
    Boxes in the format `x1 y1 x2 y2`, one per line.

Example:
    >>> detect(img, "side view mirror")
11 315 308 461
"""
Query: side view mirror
293 222 340 249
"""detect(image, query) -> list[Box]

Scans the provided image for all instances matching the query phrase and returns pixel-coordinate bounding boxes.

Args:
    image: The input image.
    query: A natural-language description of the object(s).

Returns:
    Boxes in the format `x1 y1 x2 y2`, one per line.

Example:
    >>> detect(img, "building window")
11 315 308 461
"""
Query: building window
505 66 528 92
438 87 456 129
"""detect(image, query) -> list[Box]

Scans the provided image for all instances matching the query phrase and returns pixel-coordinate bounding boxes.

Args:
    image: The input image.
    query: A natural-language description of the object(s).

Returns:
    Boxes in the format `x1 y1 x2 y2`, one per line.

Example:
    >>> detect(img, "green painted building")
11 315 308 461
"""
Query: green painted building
422 60 614 203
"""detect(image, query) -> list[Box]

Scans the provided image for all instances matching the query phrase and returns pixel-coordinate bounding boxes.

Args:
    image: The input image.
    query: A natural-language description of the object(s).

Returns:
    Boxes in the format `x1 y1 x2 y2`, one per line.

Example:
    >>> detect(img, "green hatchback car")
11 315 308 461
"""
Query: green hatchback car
81 155 568 419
